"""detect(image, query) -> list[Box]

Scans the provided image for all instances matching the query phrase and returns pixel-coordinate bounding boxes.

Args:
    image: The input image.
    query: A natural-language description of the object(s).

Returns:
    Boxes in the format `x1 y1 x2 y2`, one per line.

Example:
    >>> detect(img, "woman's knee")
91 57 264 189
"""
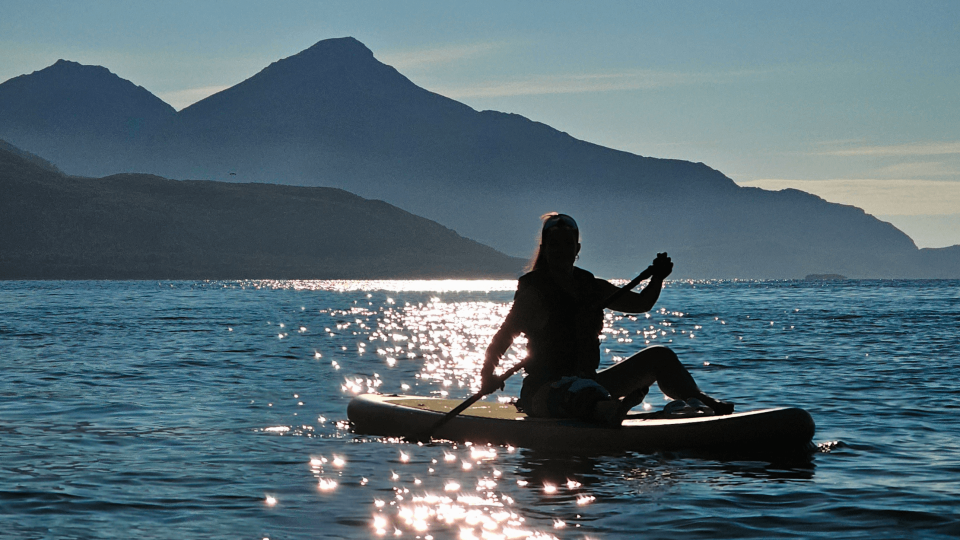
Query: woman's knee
642 345 680 367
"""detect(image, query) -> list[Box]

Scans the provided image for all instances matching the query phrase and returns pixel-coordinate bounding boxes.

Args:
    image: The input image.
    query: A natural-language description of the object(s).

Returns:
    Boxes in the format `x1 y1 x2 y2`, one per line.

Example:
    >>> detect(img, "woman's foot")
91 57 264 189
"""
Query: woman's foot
697 394 734 415
592 388 650 427
592 400 624 427
592 398 636 427
620 387 648 412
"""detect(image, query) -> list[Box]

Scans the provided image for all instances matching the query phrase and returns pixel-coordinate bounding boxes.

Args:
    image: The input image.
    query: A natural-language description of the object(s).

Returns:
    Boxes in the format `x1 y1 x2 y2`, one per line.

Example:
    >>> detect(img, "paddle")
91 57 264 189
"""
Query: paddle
409 257 664 442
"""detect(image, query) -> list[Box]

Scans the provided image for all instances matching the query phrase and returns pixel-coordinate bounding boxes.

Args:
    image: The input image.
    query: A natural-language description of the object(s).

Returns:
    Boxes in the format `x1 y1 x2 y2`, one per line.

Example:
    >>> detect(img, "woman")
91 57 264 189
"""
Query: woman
480 213 733 426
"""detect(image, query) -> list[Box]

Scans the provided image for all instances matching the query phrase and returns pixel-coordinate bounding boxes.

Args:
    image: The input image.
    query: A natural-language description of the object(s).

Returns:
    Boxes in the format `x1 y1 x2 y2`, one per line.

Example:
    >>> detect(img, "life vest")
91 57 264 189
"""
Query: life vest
518 267 605 380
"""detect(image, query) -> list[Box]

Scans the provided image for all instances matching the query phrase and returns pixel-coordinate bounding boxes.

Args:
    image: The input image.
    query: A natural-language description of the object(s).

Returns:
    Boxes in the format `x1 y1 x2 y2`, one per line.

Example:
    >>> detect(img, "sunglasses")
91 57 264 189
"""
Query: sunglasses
542 214 578 233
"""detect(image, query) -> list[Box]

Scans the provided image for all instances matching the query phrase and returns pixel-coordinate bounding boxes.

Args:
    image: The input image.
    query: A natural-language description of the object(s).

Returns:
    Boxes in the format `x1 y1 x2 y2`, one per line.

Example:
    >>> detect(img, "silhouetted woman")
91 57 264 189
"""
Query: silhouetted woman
480 213 733 425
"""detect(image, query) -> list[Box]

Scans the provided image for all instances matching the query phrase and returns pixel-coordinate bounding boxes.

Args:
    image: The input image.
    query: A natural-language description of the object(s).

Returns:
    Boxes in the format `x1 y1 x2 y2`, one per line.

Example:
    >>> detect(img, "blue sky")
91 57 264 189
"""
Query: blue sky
3 0 959 247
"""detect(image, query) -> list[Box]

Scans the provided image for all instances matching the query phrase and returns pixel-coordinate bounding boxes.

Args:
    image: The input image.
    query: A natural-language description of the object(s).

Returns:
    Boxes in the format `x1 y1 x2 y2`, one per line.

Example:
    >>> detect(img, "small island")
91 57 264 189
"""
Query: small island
804 274 848 281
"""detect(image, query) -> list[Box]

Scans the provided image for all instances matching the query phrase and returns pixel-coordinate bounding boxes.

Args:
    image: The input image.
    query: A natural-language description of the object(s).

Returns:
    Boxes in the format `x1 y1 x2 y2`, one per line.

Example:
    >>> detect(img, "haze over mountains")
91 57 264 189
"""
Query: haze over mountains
0 146 523 279
2 37 957 279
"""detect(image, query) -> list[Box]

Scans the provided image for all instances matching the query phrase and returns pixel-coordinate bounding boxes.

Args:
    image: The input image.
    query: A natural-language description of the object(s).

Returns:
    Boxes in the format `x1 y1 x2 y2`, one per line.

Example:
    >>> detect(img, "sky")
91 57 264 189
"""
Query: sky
2 0 959 247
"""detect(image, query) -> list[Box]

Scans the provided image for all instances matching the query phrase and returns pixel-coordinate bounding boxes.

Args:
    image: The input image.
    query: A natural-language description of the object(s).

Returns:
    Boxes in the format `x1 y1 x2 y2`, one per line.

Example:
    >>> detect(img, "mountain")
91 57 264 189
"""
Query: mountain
0 59 176 176
144 38 746 268
2 37 957 278
0 146 523 279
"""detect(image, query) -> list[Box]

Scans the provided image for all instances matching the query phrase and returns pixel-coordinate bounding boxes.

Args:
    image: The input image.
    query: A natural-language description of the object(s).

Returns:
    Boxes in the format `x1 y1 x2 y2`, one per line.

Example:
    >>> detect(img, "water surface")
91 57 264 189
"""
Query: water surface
1 279 958 538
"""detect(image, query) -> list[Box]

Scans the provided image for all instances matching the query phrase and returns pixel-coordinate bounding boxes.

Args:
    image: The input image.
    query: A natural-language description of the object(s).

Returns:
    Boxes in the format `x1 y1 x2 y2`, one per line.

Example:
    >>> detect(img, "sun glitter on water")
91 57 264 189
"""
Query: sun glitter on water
248 279 518 293
366 444 573 540
253 279 684 536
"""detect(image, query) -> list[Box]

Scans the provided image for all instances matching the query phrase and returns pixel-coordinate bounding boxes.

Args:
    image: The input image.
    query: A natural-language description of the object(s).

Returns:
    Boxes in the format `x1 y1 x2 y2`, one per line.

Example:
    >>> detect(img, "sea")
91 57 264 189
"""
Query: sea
1 279 958 539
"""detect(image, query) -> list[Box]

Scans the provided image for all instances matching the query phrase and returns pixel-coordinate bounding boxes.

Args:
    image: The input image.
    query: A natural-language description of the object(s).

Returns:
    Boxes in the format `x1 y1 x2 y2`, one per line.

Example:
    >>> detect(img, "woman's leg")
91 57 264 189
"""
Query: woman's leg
595 345 695 398
595 345 733 414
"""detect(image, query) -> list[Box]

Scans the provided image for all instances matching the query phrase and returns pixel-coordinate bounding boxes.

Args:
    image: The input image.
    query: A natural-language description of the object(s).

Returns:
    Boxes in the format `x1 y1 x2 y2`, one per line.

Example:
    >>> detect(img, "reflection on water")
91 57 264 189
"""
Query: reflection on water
287 279 826 537
246 279 519 293
346 442 596 540
378 298 517 395
2 279 959 539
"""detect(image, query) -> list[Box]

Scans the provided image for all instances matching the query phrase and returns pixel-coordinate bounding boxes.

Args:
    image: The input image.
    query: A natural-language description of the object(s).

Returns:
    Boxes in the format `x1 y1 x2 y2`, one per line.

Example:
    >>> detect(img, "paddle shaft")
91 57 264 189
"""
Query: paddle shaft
421 362 526 437
416 264 658 440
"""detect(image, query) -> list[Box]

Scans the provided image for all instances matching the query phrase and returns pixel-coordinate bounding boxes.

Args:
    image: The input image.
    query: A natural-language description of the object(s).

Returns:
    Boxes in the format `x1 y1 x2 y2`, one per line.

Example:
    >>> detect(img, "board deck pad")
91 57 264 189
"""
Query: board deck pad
385 396 715 422
388 398 526 420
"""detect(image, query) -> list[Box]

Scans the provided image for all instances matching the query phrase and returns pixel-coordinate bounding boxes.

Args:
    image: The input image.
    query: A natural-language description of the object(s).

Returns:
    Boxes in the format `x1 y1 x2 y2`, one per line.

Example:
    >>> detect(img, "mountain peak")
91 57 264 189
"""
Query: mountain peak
275 36 379 73
303 36 374 58
178 36 422 117
43 59 114 78
0 58 176 176
0 58 175 116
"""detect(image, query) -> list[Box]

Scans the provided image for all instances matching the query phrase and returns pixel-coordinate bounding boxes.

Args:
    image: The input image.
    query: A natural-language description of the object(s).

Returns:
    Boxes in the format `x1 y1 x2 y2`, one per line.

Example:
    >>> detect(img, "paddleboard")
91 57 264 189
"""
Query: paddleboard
348 394 816 455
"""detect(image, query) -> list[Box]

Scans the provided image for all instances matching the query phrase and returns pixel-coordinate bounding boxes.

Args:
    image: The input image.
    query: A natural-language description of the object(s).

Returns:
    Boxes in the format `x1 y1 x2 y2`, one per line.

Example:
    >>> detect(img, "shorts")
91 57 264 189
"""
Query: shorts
519 375 613 420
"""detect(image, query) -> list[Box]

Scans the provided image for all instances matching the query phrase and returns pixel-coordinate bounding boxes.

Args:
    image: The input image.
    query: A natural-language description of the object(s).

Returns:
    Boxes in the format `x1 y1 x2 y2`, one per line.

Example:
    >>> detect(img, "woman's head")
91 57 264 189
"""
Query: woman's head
529 213 581 272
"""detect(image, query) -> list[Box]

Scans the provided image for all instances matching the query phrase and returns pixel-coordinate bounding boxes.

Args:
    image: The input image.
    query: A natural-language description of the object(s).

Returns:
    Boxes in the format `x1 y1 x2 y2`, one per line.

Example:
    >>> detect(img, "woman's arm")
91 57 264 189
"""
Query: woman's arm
602 254 673 313
480 285 545 392
601 277 663 313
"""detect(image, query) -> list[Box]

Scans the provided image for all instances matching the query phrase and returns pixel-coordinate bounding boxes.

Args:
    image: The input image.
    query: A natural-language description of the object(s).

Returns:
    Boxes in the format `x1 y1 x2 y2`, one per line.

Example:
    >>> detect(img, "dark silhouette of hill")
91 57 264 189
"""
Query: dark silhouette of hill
0 147 523 279
917 245 960 279
0 139 61 173
2 37 957 278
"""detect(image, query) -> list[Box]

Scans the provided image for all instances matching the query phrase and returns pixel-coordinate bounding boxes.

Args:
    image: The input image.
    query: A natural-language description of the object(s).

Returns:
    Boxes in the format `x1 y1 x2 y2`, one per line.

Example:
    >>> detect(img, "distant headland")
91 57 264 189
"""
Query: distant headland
0 146 524 280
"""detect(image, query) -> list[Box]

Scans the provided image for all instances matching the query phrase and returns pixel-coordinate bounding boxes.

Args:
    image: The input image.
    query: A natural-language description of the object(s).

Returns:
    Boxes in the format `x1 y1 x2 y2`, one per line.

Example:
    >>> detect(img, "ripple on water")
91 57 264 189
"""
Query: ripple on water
1 279 959 538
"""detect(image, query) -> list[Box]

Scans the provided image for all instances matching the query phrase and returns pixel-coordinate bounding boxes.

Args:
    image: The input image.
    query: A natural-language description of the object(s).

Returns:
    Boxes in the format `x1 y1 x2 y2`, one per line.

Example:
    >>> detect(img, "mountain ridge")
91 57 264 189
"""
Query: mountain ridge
1 37 956 279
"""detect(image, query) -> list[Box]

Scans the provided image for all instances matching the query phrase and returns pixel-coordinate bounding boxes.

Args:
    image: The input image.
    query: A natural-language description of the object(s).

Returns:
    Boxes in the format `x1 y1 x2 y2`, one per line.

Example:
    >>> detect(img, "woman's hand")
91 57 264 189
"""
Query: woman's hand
651 252 673 280
480 351 505 395
480 367 505 395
